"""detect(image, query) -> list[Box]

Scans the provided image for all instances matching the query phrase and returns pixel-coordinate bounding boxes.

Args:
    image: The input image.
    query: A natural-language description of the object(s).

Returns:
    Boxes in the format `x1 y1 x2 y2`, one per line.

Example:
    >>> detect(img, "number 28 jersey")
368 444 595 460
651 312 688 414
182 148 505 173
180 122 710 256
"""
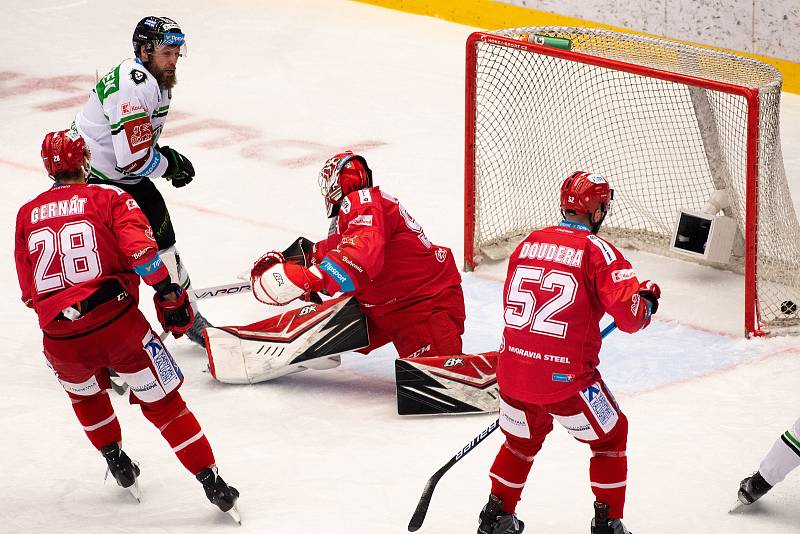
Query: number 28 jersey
14 183 167 328
497 221 650 404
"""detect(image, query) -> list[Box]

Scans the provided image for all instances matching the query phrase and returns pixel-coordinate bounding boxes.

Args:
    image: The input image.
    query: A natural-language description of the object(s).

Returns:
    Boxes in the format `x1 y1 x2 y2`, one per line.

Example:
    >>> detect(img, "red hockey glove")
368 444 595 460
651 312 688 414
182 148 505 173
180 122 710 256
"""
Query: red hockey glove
638 280 661 315
252 262 325 306
153 283 195 338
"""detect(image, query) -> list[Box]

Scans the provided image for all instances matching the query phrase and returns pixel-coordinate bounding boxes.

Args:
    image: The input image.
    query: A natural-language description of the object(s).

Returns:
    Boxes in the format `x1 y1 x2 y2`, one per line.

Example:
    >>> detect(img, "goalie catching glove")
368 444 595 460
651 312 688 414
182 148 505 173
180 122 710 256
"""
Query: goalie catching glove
153 280 195 338
158 145 195 187
251 251 325 306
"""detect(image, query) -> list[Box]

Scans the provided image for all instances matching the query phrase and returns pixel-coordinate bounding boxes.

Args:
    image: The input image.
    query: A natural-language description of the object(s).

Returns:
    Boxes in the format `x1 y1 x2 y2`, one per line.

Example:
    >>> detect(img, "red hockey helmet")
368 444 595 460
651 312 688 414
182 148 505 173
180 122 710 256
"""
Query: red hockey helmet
560 170 613 216
41 129 90 180
318 150 373 218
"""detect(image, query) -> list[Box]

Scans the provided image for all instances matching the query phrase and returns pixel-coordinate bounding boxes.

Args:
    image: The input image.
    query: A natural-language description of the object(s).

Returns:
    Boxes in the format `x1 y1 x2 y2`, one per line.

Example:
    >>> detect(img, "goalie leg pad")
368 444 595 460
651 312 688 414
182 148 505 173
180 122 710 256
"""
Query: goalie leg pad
395 352 498 415
206 296 368 384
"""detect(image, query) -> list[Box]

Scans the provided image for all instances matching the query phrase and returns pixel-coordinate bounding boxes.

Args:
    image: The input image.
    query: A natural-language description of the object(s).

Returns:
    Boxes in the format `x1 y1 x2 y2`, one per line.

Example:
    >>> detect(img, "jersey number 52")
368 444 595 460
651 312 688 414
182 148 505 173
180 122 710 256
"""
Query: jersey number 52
504 266 577 338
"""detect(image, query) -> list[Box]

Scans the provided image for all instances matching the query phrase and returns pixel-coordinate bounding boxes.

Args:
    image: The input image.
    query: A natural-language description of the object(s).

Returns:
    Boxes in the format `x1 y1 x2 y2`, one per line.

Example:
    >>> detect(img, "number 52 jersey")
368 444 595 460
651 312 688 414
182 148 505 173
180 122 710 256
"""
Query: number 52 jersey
497 222 651 405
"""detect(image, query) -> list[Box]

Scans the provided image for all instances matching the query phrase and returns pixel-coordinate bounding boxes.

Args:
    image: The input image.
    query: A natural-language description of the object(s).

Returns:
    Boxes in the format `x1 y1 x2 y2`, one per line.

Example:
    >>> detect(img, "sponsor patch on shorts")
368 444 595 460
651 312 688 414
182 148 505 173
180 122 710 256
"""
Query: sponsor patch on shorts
499 398 530 439
580 382 619 434
553 412 598 441
58 375 101 396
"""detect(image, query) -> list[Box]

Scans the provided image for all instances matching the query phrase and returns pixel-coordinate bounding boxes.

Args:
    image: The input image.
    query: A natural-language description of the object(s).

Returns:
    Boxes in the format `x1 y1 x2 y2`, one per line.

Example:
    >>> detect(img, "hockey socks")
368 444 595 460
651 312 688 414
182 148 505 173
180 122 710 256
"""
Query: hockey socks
488 439 541 513
140 392 215 475
71 391 122 450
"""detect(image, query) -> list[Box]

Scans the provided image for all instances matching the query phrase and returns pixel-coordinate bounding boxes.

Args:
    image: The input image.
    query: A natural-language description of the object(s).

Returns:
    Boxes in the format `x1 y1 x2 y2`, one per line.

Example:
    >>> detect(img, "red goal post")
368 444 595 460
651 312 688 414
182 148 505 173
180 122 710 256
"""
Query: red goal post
464 28 800 337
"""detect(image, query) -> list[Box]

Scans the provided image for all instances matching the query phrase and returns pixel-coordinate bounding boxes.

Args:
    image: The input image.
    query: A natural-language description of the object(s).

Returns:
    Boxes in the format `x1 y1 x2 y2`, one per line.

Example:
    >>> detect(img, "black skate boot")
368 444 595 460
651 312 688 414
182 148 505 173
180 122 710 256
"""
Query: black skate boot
477 494 524 534
738 471 772 505
100 442 141 501
185 312 212 348
591 501 631 534
196 466 241 523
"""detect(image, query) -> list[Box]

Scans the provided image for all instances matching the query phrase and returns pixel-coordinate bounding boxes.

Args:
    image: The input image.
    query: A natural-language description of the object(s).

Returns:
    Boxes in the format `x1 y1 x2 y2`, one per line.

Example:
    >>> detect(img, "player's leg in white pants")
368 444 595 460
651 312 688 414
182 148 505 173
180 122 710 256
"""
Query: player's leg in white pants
759 416 800 486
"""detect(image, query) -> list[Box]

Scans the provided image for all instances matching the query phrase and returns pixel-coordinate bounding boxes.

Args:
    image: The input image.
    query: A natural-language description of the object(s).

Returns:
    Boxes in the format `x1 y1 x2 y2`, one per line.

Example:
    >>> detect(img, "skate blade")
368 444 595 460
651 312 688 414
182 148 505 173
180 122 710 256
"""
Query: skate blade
728 500 749 514
127 479 142 503
226 503 242 525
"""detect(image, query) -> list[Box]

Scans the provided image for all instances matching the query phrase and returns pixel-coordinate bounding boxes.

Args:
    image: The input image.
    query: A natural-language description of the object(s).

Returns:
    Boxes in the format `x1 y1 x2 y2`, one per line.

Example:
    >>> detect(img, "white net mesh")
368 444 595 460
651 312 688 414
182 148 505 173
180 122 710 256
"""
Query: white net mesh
469 27 800 333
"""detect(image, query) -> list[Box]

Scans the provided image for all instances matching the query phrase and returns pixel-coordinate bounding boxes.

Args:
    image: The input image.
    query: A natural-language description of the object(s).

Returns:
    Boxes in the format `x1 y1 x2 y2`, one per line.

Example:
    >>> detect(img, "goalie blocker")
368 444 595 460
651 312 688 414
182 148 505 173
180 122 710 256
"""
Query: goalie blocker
204 296 498 415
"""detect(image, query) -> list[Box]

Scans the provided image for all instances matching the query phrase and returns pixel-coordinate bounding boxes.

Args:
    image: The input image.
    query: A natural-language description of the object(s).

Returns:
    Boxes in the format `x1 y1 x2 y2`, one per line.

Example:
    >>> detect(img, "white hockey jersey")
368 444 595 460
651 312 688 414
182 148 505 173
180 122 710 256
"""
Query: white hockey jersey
74 58 170 184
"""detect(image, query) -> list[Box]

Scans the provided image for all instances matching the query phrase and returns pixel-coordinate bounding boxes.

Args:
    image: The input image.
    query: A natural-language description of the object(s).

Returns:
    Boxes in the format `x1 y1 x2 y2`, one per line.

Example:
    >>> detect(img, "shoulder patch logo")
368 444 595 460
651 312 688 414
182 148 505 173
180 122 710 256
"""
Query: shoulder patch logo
341 197 351 215
130 69 146 85
358 189 372 204
435 248 447 263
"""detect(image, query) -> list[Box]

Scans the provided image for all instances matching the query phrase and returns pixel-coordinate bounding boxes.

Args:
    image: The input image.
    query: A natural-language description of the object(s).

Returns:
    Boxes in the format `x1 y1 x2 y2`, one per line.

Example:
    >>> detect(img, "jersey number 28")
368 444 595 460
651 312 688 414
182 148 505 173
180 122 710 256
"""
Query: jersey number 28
504 266 577 338
28 221 102 294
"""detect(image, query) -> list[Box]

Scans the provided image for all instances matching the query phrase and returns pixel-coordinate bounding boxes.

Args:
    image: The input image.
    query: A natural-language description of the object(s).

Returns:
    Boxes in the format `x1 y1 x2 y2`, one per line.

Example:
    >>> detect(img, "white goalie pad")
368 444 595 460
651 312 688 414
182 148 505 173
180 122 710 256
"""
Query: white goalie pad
205 296 369 384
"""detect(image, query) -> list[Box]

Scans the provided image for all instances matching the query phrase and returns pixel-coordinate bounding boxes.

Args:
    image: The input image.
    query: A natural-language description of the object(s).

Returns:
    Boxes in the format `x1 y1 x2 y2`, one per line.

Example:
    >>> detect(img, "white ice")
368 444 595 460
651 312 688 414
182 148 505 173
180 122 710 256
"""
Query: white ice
1 1 799 533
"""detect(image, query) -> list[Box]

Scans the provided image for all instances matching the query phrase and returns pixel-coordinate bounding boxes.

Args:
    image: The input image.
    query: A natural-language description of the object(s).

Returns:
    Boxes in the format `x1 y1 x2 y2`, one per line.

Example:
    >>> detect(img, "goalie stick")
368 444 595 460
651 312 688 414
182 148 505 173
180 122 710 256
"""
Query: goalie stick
407 322 618 532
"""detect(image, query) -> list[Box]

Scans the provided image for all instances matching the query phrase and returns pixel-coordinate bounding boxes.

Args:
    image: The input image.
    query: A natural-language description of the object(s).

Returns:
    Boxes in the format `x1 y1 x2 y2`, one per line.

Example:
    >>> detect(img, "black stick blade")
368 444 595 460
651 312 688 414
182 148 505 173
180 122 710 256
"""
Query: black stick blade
408 476 440 531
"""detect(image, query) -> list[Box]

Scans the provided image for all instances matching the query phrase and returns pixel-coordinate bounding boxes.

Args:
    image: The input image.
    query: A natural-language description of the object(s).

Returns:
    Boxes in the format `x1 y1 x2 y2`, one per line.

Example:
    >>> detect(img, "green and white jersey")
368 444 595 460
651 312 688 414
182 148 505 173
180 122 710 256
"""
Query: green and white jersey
75 58 170 184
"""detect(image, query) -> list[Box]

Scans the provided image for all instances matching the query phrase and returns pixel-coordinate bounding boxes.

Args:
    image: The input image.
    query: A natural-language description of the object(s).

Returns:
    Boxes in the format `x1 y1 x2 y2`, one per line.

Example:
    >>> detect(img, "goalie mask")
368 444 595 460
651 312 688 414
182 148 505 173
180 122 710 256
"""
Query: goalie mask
560 171 614 233
41 129 90 181
318 151 373 218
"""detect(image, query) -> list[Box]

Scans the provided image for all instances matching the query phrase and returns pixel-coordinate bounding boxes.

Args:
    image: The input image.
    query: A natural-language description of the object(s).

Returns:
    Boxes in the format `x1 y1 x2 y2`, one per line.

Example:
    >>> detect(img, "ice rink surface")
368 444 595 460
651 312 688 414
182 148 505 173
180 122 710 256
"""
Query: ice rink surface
1 1 799 533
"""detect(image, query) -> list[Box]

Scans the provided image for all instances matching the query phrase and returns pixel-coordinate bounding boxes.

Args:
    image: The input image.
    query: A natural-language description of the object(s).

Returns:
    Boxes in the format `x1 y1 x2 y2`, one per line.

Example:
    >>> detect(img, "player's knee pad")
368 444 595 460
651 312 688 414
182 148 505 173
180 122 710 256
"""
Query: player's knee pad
120 331 184 404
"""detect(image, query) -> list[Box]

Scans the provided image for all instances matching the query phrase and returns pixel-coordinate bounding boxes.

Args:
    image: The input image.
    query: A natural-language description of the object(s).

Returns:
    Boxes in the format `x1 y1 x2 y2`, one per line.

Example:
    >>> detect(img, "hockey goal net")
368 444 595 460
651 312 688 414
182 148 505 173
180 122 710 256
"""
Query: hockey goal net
465 27 800 337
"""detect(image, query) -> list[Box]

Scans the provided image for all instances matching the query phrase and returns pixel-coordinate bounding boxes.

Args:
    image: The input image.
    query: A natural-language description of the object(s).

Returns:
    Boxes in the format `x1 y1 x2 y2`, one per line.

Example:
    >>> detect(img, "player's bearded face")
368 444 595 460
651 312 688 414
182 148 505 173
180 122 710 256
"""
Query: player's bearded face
147 46 181 89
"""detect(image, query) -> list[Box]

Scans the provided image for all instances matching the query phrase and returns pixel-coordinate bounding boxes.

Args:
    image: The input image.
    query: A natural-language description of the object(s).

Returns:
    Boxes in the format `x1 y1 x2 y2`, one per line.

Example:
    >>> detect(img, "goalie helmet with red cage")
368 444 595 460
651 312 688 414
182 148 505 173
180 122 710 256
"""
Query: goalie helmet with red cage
41 129 90 181
559 170 614 233
318 151 373 218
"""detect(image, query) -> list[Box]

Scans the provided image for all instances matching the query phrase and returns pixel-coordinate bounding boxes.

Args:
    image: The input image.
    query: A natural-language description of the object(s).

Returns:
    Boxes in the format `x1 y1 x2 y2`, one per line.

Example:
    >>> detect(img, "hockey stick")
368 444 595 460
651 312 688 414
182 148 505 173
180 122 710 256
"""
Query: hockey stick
407 321 618 532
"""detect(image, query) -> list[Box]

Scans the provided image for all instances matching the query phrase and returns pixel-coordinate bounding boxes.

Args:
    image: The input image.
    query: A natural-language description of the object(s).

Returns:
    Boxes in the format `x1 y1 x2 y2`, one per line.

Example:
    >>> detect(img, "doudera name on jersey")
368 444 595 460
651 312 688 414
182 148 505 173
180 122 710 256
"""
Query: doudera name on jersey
518 241 583 268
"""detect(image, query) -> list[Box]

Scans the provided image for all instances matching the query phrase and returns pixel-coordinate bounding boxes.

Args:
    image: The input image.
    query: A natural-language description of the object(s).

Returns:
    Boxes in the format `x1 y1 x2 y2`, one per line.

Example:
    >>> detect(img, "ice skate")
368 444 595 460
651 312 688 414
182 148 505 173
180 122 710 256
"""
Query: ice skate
590 501 631 534
100 442 141 502
477 494 524 534
196 466 241 524
185 312 212 348
738 471 772 505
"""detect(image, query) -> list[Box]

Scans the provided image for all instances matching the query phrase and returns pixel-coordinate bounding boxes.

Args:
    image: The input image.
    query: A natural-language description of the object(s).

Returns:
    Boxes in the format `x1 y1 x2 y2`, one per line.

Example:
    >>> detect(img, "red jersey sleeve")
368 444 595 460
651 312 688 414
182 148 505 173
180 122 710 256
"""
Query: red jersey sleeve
14 207 34 307
585 234 648 333
315 188 388 294
107 190 168 286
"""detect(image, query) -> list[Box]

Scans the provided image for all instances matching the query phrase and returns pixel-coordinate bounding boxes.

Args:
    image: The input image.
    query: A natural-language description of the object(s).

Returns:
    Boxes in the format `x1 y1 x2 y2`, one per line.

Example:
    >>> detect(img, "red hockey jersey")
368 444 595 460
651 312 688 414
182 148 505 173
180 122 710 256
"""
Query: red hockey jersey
497 221 650 404
312 186 461 316
15 182 168 327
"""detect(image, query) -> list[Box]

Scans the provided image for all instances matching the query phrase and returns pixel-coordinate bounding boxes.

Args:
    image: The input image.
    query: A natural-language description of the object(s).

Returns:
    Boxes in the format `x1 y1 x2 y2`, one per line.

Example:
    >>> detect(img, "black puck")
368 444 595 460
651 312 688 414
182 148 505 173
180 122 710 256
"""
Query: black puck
781 300 797 315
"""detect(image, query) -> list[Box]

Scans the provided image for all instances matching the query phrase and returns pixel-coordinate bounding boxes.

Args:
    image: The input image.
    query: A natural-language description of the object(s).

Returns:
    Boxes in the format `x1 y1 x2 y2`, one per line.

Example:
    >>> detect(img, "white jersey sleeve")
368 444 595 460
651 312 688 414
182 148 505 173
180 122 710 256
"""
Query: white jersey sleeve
75 58 170 184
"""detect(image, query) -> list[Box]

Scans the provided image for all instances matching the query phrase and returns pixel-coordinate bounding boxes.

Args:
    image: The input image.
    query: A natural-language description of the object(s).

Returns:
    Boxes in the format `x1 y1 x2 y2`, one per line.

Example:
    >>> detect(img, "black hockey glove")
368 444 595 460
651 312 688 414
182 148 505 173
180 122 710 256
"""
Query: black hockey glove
282 236 323 304
159 146 195 188
282 236 315 267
